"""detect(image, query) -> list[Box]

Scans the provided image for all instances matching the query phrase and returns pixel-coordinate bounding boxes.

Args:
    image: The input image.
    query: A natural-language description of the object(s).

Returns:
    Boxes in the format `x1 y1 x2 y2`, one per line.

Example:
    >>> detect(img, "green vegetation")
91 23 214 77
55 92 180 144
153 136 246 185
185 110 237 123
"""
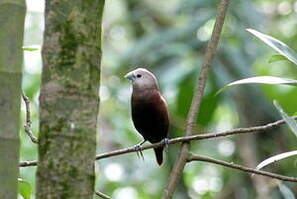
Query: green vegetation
19 0 297 198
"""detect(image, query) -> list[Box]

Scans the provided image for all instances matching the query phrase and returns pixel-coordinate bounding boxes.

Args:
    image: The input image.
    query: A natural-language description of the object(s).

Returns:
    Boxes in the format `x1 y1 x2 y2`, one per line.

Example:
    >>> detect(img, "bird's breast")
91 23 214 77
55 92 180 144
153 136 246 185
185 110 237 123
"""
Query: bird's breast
131 89 169 143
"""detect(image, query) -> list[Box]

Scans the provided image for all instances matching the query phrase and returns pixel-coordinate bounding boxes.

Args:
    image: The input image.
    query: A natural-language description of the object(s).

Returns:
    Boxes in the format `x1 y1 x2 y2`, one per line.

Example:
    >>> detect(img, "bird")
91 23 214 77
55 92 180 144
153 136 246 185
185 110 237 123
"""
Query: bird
125 68 169 165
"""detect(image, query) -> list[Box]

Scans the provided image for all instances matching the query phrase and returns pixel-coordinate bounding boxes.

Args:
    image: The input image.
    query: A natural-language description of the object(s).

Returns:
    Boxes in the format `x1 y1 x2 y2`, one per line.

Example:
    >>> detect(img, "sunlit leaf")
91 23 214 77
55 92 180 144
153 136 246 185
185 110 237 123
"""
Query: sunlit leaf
22 46 39 51
247 29 297 65
18 178 32 199
274 100 297 138
278 183 296 199
255 150 297 171
217 76 297 94
268 54 288 64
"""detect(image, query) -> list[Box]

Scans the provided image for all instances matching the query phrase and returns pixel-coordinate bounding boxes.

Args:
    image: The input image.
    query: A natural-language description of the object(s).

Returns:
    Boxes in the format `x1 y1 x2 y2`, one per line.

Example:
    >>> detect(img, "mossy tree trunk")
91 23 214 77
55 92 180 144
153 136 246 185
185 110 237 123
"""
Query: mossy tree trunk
36 0 104 198
0 0 26 198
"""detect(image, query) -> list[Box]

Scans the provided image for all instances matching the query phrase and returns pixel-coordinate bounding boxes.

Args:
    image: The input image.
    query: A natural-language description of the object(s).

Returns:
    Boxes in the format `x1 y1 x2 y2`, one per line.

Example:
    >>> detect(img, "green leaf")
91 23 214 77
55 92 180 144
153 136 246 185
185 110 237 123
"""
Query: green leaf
278 183 296 199
247 29 297 65
273 100 297 138
176 71 219 127
268 54 288 64
18 178 32 199
255 150 297 171
217 76 297 94
22 47 39 51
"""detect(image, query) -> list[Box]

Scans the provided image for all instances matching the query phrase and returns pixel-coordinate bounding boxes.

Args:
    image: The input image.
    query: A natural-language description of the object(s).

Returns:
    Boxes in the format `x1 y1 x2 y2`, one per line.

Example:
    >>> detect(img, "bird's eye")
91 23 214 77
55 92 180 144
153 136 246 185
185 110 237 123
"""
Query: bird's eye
136 74 142 78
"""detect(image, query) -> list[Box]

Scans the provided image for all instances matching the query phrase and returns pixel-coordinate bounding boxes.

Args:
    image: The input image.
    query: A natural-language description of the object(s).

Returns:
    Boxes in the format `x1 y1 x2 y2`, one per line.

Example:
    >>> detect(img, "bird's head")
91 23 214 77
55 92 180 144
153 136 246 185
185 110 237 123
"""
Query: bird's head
125 68 159 90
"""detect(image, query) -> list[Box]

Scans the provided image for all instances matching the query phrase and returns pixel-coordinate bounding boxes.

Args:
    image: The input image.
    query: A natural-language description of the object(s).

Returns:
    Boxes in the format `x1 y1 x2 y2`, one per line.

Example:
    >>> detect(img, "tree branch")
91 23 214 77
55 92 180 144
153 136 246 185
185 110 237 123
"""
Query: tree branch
163 0 230 198
19 116 297 167
187 153 297 182
19 118 297 192
21 92 38 144
95 191 112 199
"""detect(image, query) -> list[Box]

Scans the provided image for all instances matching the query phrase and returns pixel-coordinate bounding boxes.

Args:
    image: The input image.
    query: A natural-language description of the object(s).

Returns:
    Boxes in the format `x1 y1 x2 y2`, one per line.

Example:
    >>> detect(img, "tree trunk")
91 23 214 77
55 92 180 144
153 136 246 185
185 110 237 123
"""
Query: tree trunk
0 0 26 198
36 1 104 198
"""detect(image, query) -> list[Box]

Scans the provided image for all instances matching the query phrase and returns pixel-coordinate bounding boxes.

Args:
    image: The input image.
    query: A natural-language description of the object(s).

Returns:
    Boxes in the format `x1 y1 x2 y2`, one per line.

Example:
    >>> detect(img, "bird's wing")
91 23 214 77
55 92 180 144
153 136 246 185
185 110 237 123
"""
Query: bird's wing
131 90 169 143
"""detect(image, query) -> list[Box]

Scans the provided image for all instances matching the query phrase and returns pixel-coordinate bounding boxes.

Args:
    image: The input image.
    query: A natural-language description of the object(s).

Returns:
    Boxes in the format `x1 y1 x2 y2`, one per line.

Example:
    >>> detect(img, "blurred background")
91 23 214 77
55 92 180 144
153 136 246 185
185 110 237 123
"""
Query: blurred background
21 0 297 198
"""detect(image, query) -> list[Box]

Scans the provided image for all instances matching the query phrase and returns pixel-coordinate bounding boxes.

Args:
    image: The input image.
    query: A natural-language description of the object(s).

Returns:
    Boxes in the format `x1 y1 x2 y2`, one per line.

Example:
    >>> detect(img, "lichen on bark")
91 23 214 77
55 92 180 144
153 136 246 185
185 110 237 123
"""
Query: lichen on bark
37 1 105 198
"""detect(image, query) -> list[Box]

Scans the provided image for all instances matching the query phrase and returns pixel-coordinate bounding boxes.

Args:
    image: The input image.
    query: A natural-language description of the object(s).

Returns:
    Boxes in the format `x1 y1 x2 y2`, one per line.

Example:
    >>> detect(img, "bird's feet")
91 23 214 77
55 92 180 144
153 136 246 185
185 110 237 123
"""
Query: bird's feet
161 138 169 149
133 144 144 160
133 140 146 160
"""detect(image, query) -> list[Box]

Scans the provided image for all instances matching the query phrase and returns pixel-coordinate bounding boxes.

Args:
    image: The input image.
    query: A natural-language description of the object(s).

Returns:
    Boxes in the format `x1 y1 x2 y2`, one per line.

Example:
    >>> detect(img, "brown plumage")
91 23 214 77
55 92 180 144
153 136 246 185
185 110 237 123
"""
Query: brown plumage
125 68 169 165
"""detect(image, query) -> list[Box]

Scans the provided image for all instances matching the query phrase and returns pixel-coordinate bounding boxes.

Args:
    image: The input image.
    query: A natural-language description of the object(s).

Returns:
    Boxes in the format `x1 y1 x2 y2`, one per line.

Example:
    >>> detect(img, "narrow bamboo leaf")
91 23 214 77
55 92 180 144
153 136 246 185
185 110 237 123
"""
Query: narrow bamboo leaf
247 29 297 65
18 178 32 199
217 76 297 94
255 150 297 171
268 54 288 63
278 183 296 199
22 46 39 51
274 100 297 138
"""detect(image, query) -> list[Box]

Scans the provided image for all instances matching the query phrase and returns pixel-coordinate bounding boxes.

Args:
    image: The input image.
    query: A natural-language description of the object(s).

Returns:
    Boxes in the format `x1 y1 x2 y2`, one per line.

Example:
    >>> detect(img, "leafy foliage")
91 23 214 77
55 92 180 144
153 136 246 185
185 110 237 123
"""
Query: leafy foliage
268 55 288 64
247 29 297 66
21 0 297 198
218 76 297 94
274 100 297 138
18 178 32 199
255 150 297 171
278 183 296 199
22 46 39 51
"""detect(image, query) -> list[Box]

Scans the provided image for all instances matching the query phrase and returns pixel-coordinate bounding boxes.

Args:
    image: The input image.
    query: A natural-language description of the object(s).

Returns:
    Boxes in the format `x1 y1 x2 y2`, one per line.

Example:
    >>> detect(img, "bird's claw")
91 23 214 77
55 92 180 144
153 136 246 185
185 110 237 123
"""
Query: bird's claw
133 144 144 160
161 138 169 149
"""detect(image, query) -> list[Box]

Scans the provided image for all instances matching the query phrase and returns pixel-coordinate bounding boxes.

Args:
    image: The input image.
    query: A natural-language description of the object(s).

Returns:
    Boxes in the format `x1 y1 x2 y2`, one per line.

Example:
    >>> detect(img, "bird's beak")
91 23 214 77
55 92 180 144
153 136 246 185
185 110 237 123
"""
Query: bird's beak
124 71 136 81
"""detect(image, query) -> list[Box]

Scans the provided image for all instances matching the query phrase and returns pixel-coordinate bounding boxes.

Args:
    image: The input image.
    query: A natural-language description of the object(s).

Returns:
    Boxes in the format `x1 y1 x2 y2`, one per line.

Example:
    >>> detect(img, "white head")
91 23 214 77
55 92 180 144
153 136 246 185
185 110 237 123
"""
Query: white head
125 68 159 90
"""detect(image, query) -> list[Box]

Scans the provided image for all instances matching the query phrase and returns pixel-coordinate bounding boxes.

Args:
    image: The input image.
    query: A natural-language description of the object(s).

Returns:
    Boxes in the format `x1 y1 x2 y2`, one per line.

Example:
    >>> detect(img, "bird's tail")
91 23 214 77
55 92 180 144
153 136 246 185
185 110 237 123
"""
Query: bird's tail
154 147 164 165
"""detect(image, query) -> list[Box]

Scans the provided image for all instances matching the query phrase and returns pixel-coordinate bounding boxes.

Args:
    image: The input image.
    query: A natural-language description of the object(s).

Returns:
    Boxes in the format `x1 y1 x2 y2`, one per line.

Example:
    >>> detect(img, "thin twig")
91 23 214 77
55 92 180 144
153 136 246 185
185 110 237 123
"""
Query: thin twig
21 92 38 144
187 153 297 182
19 116 297 167
163 0 230 198
95 191 112 199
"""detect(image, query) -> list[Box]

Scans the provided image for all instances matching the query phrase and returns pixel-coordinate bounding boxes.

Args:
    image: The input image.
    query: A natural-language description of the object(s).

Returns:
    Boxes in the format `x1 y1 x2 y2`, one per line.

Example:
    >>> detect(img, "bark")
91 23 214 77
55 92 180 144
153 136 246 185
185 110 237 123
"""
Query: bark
36 1 104 198
0 0 26 198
